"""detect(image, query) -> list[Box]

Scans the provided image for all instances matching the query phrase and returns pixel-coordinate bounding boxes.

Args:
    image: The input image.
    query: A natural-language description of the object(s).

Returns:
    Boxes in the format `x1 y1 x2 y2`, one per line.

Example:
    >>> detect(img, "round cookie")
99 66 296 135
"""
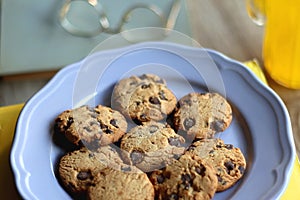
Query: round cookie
58 145 125 194
173 92 232 139
120 121 186 172
112 74 177 123
87 167 154 200
187 138 246 191
149 154 218 200
54 105 127 149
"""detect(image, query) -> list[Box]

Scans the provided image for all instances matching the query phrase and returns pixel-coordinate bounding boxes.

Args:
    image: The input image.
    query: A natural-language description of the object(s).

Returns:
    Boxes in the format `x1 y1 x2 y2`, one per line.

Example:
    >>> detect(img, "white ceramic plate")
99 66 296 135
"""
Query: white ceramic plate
11 42 295 200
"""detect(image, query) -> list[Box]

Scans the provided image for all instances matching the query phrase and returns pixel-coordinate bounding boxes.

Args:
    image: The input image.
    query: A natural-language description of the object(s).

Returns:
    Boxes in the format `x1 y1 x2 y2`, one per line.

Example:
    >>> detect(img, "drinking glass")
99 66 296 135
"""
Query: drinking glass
246 0 300 89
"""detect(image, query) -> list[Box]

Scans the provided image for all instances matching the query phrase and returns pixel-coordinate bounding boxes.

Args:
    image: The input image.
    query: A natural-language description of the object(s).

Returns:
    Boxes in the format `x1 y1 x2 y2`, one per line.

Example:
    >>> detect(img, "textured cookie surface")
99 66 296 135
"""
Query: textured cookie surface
87 167 154 200
187 138 246 191
54 105 127 148
173 92 232 139
150 154 218 200
120 121 186 172
58 146 125 194
112 74 177 123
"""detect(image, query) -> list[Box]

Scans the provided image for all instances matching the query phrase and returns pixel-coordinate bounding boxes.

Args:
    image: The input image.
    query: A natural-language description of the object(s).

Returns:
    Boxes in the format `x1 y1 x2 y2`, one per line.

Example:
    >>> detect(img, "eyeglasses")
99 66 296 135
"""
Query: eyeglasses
59 0 181 38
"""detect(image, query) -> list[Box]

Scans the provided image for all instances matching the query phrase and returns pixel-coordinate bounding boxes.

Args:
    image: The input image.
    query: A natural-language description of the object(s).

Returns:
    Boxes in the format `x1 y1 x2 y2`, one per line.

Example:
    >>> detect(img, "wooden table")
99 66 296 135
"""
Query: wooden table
1 0 299 159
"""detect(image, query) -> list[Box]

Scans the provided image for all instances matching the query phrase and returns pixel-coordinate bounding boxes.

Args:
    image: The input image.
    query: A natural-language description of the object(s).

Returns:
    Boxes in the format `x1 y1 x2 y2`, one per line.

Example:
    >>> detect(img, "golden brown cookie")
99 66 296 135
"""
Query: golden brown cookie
149 154 218 200
120 121 186 172
173 92 232 139
58 145 125 194
87 167 154 200
54 105 127 149
186 138 246 191
112 74 177 123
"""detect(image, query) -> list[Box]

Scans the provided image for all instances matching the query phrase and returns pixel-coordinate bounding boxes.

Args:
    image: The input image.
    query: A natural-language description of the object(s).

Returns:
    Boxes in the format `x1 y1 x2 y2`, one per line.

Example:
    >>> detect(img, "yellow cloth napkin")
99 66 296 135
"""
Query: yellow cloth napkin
0 104 24 199
0 60 299 199
243 59 268 84
243 59 300 200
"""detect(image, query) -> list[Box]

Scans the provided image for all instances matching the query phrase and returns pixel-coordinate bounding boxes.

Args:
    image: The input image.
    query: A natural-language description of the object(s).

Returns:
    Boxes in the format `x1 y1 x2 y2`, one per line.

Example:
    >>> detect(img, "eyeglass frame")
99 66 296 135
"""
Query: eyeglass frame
59 0 181 37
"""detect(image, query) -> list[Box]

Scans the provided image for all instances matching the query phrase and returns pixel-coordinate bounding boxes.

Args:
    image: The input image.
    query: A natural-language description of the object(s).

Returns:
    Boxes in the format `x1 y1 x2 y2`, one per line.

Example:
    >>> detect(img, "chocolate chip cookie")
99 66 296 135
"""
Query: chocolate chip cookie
173 92 232 139
187 138 246 191
87 167 154 200
112 74 177 123
150 154 218 200
58 145 125 194
120 121 186 172
54 105 127 149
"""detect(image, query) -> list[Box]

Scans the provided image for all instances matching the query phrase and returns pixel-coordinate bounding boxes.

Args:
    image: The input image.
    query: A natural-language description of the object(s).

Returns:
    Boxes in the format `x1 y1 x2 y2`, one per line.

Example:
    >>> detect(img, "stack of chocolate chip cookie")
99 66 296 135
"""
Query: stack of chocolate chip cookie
53 74 246 200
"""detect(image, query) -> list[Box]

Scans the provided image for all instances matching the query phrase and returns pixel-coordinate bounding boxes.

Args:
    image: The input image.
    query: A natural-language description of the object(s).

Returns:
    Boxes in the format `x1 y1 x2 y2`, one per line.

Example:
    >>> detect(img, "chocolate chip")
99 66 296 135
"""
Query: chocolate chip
217 175 222 183
110 119 119 128
238 166 245 174
156 174 165 184
139 113 148 121
77 171 91 180
195 164 206 176
224 161 235 174
183 118 195 130
181 174 192 182
100 123 107 130
139 74 148 80
149 96 161 104
209 120 225 132
100 123 113 134
205 121 209 128
66 117 74 129
141 84 150 89
130 150 144 165
88 153 95 158
225 144 233 150
164 171 171 179
158 91 168 100
83 126 92 132
90 113 98 118
168 137 181 147
105 129 113 134
188 146 196 151
217 175 227 185
149 125 159 133
183 99 192 106
55 118 63 123
89 121 99 126
121 166 132 172
181 173 192 189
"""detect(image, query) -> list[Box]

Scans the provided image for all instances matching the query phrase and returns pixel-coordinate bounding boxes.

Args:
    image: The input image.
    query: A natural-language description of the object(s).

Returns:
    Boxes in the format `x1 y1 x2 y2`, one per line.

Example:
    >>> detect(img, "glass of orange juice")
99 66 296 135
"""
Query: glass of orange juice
246 0 300 89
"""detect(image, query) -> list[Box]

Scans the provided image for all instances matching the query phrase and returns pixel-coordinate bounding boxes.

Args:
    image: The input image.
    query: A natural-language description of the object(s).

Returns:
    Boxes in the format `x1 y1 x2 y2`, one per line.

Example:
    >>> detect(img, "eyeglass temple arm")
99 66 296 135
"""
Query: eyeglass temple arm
101 0 181 34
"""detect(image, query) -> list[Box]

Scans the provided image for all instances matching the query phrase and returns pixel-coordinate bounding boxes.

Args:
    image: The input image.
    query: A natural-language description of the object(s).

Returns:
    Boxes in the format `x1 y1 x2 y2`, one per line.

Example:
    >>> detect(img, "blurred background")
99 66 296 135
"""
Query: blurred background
0 0 263 105
1 0 299 157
